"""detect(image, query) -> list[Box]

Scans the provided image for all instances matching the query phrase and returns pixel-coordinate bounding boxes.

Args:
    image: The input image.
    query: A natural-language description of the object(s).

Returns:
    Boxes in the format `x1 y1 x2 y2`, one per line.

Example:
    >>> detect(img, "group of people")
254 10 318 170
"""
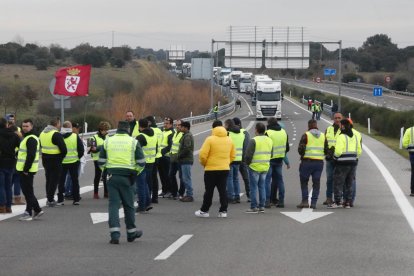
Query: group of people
307 98 323 121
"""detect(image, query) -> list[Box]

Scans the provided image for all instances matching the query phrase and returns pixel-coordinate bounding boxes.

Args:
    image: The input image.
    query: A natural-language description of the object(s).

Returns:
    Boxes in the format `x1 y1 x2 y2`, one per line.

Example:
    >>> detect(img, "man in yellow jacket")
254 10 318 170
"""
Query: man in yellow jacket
195 125 236 218
403 125 414 196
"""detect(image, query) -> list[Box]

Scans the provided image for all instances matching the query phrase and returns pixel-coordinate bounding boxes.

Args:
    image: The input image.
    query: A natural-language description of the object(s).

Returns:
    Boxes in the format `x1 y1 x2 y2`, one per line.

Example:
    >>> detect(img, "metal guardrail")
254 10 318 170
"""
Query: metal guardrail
80 85 236 140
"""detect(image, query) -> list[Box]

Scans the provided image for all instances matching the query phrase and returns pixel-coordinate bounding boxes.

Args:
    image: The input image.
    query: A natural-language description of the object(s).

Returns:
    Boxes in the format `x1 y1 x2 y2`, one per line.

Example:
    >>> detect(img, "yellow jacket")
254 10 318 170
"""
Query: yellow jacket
199 126 236 171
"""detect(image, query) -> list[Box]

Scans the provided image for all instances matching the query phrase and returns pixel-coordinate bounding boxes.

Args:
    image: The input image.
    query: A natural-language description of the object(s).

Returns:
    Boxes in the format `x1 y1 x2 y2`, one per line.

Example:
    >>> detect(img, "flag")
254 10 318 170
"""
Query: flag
53 65 91 96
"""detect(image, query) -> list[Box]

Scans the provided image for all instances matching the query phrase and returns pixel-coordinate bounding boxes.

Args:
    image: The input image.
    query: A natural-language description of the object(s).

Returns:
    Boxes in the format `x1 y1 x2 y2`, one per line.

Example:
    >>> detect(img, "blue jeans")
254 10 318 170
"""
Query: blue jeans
226 163 240 199
325 160 334 199
265 160 285 203
299 160 323 204
65 164 81 195
136 169 150 211
180 164 193 197
12 171 21 196
248 168 267 209
0 168 14 208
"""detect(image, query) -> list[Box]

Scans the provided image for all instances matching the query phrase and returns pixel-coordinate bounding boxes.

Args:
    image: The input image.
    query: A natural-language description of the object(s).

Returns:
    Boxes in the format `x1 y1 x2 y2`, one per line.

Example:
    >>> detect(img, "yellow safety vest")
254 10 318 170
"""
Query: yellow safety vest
249 135 273 172
325 125 341 148
303 132 325 160
63 133 79 164
229 131 245 162
16 135 39 172
352 129 362 146
141 133 157 164
91 134 104 161
403 127 414 152
131 121 140 138
152 127 163 158
334 134 361 161
104 134 137 170
170 132 183 155
39 130 60 154
161 129 173 156
266 129 287 159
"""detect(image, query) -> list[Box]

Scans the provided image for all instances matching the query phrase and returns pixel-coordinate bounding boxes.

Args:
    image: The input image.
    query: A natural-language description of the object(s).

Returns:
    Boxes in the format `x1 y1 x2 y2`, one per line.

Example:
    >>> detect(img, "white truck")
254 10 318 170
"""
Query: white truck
219 68 232 85
254 80 282 120
238 72 253 94
229 71 243 89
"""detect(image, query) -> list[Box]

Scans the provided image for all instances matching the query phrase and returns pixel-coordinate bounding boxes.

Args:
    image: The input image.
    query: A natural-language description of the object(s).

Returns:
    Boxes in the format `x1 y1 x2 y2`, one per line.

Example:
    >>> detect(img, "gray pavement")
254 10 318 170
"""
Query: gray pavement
1 93 414 276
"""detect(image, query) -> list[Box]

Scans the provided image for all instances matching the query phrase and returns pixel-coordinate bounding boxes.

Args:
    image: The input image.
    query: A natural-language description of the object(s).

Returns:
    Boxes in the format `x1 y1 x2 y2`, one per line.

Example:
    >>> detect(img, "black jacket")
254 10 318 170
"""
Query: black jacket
0 128 21 169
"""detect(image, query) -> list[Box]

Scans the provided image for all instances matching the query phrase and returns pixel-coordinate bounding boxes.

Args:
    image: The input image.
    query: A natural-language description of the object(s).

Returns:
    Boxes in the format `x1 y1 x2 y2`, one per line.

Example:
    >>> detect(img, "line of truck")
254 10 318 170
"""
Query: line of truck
214 67 282 120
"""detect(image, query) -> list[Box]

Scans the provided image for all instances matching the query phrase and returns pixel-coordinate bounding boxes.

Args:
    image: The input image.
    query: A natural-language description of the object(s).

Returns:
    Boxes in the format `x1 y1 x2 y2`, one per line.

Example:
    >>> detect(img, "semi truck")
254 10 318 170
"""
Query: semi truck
254 80 282 120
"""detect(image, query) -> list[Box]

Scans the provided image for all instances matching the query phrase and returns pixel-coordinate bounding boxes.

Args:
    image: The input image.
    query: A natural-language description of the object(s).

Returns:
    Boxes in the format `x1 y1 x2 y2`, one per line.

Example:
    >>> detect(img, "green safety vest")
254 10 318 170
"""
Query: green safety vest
104 134 138 171
152 127 163 158
303 132 325 160
213 106 218 113
334 134 359 161
131 121 140 138
39 130 60 155
404 127 414 152
325 125 341 148
229 131 245 162
63 133 79 164
161 129 173 155
266 129 287 159
141 133 157 164
249 135 273 172
170 131 183 155
16 134 39 173
91 134 104 161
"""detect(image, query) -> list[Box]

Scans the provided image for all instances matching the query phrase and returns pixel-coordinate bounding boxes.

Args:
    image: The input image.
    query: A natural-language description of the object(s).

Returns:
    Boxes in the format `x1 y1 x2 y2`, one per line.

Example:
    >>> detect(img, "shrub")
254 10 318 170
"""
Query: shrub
34 58 49 70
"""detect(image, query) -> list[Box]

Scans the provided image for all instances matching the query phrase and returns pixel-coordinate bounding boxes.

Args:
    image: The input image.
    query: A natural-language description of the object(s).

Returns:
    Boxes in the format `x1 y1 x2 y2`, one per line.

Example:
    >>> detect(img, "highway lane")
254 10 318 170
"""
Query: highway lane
1 94 414 275
284 79 414 111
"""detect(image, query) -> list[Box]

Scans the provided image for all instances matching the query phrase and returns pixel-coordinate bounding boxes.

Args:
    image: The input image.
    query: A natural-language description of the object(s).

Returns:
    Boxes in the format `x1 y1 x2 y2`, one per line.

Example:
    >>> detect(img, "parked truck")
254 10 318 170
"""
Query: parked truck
238 72 253 94
254 80 282 120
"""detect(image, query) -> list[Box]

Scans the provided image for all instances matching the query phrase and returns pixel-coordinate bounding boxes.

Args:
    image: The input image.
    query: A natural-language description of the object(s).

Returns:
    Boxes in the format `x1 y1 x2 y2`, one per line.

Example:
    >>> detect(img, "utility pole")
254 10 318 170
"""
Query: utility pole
338 40 342 112
211 39 214 110
112 31 114 48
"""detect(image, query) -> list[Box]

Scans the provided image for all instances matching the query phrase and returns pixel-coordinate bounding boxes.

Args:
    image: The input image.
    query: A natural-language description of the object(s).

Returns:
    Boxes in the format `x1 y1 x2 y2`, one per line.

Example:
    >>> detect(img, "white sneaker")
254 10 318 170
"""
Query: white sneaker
19 212 33 221
218 212 227 218
195 210 209 218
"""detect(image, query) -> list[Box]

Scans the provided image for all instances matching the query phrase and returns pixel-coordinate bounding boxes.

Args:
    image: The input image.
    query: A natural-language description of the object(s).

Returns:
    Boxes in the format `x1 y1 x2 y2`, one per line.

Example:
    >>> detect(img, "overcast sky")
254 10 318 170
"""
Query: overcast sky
1 0 413 51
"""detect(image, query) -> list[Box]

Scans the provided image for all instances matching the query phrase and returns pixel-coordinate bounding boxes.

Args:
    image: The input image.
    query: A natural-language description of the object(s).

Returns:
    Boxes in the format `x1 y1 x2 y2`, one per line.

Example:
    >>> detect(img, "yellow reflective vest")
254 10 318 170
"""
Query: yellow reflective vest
39 130 60 155
170 131 183 155
104 134 138 171
152 127 163 158
141 133 157 164
161 129 173 156
62 133 79 164
266 129 287 159
334 133 362 162
16 135 39 173
249 135 273 172
325 125 341 148
131 121 140 138
91 134 104 161
229 131 245 162
303 132 325 160
403 127 414 152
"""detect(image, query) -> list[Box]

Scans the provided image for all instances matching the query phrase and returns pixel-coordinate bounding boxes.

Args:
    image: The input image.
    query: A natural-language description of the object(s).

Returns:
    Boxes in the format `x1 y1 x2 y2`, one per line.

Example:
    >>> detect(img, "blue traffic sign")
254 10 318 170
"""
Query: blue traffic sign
373 87 383 97
324 68 336 76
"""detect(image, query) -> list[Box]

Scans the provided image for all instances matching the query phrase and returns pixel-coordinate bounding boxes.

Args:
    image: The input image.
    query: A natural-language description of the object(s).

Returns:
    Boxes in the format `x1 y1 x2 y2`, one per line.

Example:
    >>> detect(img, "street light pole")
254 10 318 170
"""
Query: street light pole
211 39 214 110
338 40 342 113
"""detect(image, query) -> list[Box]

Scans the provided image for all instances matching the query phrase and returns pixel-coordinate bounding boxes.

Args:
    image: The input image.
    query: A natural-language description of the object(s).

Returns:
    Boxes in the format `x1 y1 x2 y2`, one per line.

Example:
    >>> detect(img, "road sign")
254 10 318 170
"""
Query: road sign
49 78 70 100
373 87 383 97
385 76 391 83
324 68 336 76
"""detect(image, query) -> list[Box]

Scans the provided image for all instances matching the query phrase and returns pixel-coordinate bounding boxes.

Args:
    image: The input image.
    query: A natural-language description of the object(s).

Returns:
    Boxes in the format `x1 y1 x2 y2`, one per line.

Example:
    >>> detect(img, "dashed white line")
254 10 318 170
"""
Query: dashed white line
154 235 193 260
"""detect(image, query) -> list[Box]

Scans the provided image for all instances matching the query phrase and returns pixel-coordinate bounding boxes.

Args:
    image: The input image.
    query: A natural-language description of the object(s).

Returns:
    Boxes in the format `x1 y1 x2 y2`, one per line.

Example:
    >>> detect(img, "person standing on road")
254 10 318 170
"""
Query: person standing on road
178 121 194 202
348 118 362 206
195 125 235 218
0 118 22 214
233 117 251 202
57 121 84 206
167 120 183 199
158 117 175 198
315 102 321 121
402 125 414 197
39 117 67 207
17 119 44 221
224 119 244 204
7 115 24 206
244 123 273 213
99 121 145 244
297 119 327 209
311 102 317 120
146 115 163 204
213 104 219 120
135 119 157 212
89 121 110 199
125 111 140 138
328 119 362 209
265 118 289 208
323 112 343 205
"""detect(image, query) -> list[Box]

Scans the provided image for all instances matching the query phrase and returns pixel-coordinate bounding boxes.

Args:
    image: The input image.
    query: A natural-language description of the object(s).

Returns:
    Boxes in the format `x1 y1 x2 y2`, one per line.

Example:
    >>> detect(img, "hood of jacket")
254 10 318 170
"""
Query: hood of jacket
140 127 154 137
212 126 228 137
227 126 241 134
309 128 322 138
267 124 282 131
42 125 59 133
341 128 354 138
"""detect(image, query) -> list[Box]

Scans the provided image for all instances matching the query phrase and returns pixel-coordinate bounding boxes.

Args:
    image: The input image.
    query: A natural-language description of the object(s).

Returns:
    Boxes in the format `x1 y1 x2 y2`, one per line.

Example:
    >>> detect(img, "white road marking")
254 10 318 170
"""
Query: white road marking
286 97 414 233
289 143 293 147
294 112 301 115
292 138 296 141
90 209 125 224
281 208 333 224
154 235 193 260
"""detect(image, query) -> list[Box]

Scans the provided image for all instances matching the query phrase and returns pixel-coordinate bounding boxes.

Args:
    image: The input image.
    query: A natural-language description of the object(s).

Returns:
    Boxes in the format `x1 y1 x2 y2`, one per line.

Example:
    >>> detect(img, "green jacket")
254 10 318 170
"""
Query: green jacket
177 131 194 164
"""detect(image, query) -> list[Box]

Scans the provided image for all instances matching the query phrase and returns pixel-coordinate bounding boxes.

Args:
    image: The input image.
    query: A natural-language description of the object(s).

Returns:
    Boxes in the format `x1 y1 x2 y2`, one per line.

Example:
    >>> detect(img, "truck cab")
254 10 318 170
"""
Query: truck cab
229 71 243 89
255 80 282 120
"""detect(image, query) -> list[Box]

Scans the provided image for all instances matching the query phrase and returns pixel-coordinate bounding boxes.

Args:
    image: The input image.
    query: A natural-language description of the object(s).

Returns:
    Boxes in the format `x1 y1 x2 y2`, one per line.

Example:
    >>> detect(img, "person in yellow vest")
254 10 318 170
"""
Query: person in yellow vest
57 121 84 205
224 119 244 204
98 121 145 244
265 118 289 208
213 104 219 120
17 119 44 221
233 117 251 202
323 112 343 206
168 119 183 199
196 124 235 218
146 115 163 204
328 119 362 209
315 102 321 120
403 124 414 197
244 123 273 213
125 110 139 138
297 119 328 209
348 118 362 206
89 121 110 199
158 117 175 198
39 117 67 207
135 118 158 212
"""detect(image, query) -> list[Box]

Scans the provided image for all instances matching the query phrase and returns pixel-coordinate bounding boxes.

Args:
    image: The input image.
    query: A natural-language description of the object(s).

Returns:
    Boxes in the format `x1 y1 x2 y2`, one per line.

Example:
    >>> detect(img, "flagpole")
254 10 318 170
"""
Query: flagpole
82 95 88 135
60 96 65 124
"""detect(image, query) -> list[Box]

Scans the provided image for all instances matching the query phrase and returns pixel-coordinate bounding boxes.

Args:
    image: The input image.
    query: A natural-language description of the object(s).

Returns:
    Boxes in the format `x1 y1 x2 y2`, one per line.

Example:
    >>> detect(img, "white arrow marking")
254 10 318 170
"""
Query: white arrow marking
281 208 333 224
90 209 126 224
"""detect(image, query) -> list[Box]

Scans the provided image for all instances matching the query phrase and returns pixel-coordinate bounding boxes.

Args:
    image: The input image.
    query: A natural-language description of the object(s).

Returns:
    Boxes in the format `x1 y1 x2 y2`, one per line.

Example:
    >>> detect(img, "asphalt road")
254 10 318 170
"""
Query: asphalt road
1 93 414 276
283 79 414 111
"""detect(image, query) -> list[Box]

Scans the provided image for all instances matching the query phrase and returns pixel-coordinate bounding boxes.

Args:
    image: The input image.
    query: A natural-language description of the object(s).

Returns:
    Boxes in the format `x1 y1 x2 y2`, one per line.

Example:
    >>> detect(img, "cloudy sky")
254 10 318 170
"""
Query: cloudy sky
1 0 413 51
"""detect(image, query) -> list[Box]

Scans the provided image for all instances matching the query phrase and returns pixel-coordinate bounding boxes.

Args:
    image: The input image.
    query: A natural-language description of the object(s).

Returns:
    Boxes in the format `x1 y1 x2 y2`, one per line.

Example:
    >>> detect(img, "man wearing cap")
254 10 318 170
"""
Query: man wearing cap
98 121 145 244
